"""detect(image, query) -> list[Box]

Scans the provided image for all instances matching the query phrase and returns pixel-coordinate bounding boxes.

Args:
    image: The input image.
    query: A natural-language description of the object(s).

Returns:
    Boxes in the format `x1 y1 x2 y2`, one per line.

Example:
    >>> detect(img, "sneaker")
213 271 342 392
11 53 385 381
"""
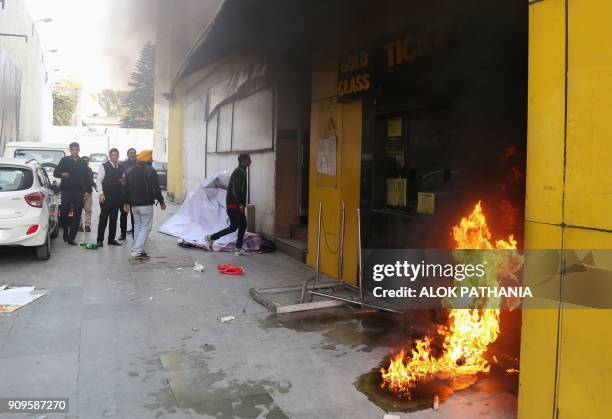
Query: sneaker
85 226 91 233
79 226 84 232
138 253 150 260
96 239 104 248
234 248 247 256
204 235 214 250
118 234 126 241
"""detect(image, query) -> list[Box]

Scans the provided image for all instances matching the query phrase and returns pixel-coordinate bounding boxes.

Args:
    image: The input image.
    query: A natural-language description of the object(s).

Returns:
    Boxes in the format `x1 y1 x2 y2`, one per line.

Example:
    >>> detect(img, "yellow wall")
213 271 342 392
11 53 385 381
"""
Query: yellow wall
306 54 362 284
167 90 185 201
520 0 612 417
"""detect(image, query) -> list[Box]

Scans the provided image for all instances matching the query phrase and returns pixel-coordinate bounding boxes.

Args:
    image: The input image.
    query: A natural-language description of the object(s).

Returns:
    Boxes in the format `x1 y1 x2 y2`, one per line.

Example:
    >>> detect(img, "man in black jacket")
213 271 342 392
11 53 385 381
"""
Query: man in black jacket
205 154 251 256
53 142 90 245
96 148 124 247
119 147 137 240
123 150 166 260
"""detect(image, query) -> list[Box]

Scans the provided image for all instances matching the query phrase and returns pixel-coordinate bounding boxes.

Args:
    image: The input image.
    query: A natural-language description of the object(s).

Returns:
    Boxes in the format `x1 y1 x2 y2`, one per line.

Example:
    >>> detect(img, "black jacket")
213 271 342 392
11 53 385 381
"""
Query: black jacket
125 163 164 207
226 166 247 207
85 166 95 194
101 161 125 200
53 156 89 193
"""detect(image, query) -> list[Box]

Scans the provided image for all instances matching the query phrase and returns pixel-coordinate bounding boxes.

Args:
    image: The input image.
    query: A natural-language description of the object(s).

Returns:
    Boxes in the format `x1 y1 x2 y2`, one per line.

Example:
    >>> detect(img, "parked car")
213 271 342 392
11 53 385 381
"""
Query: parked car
153 161 167 190
3 141 69 181
0 158 60 260
89 153 108 176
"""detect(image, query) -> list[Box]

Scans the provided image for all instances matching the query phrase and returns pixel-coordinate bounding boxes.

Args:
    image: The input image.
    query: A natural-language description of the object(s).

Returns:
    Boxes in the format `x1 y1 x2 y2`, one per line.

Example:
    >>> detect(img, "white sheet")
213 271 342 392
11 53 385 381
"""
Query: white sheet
158 171 260 251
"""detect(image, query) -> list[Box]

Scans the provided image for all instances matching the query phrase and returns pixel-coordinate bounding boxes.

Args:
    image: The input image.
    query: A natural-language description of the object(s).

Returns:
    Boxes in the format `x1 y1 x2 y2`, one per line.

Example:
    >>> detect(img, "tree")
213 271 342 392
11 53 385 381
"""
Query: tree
121 42 155 128
98 89 128 118
52 92 75 126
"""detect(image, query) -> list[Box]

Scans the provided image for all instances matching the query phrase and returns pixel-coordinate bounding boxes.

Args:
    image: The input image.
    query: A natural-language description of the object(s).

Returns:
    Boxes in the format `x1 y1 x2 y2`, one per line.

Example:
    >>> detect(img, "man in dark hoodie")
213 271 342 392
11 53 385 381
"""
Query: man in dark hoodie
53 142 90 245
123 150 165 261
205 153 251 256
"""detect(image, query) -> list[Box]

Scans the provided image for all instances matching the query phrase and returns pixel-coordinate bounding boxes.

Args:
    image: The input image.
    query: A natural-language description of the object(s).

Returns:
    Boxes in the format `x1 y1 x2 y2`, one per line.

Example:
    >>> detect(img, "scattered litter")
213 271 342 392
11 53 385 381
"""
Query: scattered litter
165 288 175 292
192 327 199 332
149 297 154 301
0 286 46 314
193 262 205 272
177 268 183 271
219 315 235 323
217 264 244 275
433 395 439 410
383 415 400 419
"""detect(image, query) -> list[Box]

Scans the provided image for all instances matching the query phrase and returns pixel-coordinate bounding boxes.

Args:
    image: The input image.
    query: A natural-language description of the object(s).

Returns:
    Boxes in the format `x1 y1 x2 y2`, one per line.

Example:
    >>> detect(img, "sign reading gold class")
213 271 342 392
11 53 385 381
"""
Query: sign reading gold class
337 30 452 100
337 50 371 99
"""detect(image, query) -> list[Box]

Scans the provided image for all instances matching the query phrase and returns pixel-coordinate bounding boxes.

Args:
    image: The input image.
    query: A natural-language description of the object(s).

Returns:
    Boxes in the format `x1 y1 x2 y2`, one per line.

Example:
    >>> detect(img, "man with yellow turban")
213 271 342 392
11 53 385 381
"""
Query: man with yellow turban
123 150 166 260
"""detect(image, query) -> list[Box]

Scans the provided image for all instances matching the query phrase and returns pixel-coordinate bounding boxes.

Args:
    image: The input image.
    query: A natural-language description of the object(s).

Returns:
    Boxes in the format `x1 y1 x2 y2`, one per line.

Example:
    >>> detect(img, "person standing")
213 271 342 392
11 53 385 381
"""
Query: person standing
79 156 97 232
119 148 137 240
53 142 90 245
205 154 251 256
123 150 166 261
96 148 124 247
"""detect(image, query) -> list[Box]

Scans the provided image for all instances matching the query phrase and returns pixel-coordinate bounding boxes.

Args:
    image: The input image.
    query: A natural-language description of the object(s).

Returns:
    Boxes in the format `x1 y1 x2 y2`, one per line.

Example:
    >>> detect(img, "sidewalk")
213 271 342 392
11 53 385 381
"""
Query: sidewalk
0 201 517 418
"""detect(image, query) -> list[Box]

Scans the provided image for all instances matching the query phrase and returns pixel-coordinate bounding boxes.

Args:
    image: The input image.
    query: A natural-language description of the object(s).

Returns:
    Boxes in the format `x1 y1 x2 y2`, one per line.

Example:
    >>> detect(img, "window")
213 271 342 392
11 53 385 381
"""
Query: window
15 149 65 165
89 153 107 163
206 88 273 153
0 167 34 192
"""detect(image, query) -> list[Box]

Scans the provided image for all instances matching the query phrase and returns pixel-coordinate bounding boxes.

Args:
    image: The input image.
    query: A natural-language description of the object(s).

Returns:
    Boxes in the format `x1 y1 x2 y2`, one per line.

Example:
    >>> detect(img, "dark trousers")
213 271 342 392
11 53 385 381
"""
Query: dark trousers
97 198 121 242
120 205 134 235
60 190 84 242
211 208 247 249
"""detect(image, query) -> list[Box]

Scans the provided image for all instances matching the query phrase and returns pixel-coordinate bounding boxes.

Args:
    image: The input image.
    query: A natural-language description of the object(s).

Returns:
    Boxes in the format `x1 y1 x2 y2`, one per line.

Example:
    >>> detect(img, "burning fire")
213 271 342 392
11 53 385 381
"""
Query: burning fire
380 202 521 398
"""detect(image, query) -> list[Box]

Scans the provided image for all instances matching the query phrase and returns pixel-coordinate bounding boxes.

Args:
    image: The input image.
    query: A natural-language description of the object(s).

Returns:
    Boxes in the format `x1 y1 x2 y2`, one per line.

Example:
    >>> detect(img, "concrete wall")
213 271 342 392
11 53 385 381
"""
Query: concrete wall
0 0 52 142
153 0 222 162
46 126 153 158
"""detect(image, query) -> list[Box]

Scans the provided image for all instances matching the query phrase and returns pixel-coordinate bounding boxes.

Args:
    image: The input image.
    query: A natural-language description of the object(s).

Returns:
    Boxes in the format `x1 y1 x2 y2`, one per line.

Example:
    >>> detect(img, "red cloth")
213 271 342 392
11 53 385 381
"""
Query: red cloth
217 264 245 275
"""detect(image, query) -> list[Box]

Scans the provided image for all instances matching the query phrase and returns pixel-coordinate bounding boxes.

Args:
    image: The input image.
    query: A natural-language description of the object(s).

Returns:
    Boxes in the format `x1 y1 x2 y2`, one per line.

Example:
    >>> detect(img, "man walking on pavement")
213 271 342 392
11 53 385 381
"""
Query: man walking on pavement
53 142 90 245
119 147 137 240
124 150 166 261
96 148 124 247
205 153 251 256
79 156 97 232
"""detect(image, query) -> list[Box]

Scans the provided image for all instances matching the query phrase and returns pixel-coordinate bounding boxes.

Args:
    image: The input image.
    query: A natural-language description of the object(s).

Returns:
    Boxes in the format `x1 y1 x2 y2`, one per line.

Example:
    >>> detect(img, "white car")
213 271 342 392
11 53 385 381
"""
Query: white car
0 158 60 260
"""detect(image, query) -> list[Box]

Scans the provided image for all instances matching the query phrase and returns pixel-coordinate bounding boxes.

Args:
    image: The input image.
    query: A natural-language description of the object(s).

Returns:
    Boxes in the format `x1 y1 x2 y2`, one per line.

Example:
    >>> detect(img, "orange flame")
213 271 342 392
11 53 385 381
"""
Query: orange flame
380 202 520 399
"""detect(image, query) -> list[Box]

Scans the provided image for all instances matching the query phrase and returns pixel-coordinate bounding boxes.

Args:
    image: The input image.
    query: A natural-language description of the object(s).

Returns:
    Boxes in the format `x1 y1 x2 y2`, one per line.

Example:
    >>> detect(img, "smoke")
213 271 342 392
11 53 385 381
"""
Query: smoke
98 0 157 91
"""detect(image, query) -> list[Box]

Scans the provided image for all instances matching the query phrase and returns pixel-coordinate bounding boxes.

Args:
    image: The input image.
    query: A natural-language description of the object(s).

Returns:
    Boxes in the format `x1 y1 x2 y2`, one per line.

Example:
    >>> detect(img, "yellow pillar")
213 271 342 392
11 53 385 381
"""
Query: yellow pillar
166 90 185 202
520 1 612 417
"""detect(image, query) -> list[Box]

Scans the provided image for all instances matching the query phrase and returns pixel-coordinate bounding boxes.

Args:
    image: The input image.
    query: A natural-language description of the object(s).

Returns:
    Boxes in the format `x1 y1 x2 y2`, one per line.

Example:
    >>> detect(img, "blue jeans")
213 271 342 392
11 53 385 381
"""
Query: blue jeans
131 205 154 256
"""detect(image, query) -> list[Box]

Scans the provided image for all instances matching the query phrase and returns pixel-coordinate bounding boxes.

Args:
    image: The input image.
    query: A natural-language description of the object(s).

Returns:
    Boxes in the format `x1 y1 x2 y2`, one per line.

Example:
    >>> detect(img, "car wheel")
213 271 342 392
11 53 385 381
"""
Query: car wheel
50 220 59 239
36 231 51 260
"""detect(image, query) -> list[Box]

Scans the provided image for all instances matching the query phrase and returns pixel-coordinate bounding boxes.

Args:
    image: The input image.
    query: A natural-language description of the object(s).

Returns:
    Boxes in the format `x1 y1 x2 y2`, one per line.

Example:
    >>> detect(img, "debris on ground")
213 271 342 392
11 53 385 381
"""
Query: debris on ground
219 315 235 323
193 262 205 272
192 327 199 331
217 264 245 275
165 288 175 292
149 297 154 301
0 285 46 314
383 415 400 419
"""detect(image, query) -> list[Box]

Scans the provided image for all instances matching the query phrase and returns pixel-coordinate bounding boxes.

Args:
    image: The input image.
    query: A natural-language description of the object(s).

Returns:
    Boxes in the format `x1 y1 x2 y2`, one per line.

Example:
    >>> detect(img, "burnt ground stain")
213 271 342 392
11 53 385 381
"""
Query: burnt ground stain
354 356 519 414
145 349 291 418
